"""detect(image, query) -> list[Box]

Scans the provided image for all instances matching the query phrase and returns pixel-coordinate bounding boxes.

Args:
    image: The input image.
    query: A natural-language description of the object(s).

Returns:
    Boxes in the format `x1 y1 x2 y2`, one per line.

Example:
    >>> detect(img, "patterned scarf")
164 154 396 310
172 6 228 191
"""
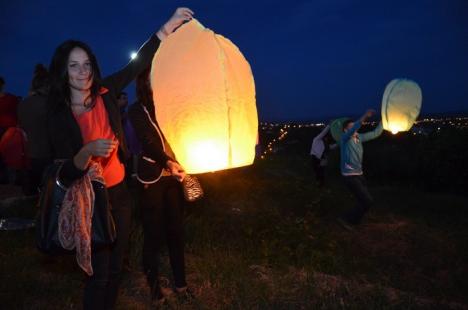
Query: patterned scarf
58 162 105 276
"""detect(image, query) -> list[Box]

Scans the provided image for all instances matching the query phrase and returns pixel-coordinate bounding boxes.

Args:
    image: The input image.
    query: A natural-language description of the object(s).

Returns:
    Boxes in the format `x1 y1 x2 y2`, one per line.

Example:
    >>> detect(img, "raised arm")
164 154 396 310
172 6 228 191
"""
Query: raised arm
314 125 331 141
341 121 361 142
360 122 383 142
340 109 375 142
102 35 160 94
103 8 194 94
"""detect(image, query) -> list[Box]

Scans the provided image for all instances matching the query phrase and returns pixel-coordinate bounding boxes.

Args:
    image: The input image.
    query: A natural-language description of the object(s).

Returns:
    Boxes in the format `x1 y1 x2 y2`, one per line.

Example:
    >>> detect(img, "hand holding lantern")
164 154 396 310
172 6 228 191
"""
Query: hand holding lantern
157 7 194 40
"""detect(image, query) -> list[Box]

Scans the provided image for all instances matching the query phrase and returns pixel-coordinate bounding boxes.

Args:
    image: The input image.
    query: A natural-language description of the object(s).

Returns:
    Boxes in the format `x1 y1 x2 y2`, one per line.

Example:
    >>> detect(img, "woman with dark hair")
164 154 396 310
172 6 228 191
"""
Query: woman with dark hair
18 64 51 194
128 67 189 303
45 8 194 309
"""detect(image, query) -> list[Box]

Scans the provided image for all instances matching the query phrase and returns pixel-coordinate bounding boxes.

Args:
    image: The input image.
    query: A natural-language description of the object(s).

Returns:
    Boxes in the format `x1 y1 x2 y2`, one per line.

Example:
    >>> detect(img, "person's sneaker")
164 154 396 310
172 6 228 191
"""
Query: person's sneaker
337 217 355 232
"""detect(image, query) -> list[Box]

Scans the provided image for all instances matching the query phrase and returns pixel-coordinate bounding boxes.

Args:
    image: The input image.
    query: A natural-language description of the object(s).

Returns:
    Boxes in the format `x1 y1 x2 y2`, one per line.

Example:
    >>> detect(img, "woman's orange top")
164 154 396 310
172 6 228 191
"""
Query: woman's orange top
74 89 125 188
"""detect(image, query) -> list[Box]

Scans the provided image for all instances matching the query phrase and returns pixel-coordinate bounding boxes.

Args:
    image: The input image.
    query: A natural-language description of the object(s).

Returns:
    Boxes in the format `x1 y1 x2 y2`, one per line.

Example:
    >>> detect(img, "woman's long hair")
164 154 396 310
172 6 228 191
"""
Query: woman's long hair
47 40 102 112
135 66 154 116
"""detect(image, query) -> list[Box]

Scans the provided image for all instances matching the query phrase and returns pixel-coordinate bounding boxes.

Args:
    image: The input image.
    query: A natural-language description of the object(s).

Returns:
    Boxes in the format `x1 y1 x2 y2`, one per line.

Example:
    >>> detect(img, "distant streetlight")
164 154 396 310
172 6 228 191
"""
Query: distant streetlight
130 52 138 60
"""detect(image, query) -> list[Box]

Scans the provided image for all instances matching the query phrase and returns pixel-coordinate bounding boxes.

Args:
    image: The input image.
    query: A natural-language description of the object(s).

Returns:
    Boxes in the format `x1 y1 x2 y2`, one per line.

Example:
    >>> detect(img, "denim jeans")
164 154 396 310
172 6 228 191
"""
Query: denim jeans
83 181 132 310
342 175 374 225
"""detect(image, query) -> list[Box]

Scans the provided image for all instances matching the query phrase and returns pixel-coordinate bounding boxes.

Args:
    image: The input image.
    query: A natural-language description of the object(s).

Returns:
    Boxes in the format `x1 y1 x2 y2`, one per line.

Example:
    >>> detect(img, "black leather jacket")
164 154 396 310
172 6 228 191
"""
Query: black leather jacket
128 101 174 184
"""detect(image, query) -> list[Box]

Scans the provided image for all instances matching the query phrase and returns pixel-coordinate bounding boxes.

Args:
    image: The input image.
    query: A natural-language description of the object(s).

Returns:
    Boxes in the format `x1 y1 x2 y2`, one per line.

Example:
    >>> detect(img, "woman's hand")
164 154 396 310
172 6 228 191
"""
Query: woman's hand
157 7 194 40
365 109 376 118
360 109 376 122
84 139 117 158
166 160 186 182
73 139 117 170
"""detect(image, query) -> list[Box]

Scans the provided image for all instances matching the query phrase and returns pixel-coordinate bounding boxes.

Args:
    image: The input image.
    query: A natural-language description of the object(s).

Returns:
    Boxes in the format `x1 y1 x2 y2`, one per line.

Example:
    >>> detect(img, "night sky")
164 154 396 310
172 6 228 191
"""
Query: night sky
1 0 467 121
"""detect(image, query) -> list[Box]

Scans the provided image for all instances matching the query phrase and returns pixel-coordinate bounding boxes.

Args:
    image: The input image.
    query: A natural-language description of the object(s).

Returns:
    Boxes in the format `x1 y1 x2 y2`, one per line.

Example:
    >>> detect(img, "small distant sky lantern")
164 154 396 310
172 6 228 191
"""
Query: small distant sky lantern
381 79 422 134
151 19 258 174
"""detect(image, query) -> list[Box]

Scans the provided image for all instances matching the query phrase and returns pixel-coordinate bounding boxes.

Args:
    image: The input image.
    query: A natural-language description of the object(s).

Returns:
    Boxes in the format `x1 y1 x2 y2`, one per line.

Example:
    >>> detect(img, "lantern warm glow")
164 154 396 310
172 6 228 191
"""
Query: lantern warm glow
381 79 422 135
151 19 258 174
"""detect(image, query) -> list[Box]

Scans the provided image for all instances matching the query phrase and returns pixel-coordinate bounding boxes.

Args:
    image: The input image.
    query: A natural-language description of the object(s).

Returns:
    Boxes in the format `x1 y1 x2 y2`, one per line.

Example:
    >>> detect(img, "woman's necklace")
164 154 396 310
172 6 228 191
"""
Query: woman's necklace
70 99 93 116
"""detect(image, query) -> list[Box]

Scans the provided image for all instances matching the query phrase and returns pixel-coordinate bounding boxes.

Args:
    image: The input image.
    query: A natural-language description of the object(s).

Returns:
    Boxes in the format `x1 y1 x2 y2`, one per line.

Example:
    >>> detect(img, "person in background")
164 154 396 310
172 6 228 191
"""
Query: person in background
117 92 128 113
45 7 194 309
0 76 20 183
17 64 52 195
116 91 138 273
118 91 141 181
310 125 337 187
337 109 383 231
129 66 191 304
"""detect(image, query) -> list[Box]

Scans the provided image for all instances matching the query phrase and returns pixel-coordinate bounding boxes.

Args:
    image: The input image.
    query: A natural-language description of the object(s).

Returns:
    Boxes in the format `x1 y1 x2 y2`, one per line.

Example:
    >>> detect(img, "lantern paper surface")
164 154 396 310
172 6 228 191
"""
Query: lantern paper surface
330 117 350 142
150 19 258 174
381 79 422 134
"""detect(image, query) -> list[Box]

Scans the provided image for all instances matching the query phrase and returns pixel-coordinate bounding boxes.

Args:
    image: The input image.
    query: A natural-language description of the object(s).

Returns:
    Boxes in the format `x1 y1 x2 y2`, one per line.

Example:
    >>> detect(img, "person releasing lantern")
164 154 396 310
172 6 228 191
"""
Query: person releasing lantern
150 19 258 174
337 109 383 230
129 66 192 303
381 79 422 134
44 7 194 309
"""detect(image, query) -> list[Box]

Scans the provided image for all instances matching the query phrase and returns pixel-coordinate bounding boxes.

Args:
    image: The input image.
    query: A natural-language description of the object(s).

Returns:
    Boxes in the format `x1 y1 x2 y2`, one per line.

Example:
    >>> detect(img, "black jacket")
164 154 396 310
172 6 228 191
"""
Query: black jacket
128 101 173 183
47 34 161 187
18 93 51 159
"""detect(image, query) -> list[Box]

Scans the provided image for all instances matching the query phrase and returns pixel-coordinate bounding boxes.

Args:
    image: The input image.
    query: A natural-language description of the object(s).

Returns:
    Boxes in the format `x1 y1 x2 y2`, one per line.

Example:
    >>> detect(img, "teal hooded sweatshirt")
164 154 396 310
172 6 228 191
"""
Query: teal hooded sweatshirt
340 121 383 176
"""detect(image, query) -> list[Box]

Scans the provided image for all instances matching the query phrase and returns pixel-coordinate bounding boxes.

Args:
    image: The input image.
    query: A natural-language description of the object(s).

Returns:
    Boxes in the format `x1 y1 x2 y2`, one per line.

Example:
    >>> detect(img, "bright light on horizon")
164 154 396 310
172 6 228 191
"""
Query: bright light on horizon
130 52 138 60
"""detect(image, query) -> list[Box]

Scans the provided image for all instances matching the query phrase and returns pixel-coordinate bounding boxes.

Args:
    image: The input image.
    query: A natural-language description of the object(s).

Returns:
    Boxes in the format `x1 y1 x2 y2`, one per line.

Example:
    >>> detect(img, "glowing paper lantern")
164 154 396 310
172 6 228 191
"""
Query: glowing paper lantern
381 79 422 134
151 19 258 174
330 117 350 142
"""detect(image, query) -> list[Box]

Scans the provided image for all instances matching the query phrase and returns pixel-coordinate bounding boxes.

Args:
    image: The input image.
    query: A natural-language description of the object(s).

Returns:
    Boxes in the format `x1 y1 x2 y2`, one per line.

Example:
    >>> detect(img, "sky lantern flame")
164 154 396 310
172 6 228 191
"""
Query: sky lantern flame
381 79 422 135
151 19 258 174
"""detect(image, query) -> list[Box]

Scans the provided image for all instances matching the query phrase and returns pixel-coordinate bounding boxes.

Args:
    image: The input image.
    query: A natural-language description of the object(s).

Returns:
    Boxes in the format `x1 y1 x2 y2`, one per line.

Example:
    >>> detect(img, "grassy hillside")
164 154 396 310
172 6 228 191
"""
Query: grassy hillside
1 153 467 309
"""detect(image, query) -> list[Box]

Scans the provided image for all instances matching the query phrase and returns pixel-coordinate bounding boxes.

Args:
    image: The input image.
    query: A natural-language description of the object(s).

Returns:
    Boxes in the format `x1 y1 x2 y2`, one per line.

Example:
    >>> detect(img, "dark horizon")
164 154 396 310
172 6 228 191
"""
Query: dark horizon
260 109 468 124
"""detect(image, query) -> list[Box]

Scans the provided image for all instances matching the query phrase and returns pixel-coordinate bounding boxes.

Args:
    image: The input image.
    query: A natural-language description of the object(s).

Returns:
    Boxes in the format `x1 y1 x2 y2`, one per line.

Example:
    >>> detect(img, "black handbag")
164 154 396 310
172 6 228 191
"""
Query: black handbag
36 161 117 254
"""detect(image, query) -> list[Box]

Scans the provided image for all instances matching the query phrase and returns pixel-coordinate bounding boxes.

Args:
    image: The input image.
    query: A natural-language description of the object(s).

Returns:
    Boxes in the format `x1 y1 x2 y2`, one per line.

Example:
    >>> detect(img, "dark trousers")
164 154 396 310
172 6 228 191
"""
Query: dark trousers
24 158 50 195
342 175 374 225
83 181 132 310
139 176 186 289
311 156 325 187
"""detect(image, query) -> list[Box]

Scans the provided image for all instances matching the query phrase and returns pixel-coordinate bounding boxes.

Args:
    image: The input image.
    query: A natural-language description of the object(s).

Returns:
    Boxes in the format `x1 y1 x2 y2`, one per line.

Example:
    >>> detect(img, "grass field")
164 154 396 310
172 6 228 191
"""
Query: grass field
1 152 467 309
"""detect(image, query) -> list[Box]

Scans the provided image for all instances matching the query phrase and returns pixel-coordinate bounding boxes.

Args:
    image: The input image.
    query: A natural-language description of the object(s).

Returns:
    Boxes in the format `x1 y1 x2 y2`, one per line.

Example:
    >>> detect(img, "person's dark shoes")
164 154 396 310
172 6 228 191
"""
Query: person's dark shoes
337 217 356 232
151 283 173 300
150 285 166 306
175 286 195 303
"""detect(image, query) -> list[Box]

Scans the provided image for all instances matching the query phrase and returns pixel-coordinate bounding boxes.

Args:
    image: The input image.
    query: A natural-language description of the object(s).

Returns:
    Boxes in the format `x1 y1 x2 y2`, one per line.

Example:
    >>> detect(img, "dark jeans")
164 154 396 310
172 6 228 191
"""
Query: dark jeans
342 175 374 225
139 176 186 289
83 181 132 310
311 156 325 187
